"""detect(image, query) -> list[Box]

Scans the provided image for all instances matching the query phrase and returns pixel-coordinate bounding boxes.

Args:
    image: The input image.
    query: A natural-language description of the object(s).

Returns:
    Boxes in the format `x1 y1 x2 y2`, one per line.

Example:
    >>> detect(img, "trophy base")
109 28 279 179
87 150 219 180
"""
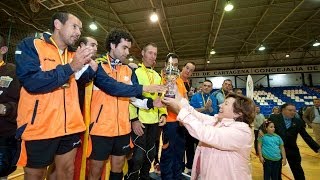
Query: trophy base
164 94 175 98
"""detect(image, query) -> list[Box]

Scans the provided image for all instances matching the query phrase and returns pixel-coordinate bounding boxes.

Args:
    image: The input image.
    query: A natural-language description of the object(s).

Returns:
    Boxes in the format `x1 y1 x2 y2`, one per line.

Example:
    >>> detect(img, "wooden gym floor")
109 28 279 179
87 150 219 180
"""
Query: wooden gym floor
8 128 320 180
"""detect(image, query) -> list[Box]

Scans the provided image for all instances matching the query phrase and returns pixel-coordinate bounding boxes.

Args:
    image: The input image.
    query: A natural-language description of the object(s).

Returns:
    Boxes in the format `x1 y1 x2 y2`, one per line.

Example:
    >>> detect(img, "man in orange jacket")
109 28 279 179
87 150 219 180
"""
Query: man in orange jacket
14 12 97 180
88 29 165 180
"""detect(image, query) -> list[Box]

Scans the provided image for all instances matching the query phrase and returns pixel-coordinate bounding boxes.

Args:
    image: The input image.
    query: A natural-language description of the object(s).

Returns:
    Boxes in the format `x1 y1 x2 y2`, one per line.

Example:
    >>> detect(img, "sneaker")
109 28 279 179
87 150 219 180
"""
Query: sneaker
153 163 161 175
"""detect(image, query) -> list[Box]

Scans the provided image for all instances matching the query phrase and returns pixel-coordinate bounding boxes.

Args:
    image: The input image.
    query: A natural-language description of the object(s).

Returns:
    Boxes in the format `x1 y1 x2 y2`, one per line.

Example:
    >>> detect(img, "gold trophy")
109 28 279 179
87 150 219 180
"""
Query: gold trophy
164 57 180 98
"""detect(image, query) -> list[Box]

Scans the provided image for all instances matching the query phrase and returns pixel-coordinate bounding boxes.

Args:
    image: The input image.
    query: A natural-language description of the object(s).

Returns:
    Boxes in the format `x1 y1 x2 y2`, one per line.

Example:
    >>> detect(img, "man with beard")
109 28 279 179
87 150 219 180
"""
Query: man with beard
88 29 165 180
14 12 96 180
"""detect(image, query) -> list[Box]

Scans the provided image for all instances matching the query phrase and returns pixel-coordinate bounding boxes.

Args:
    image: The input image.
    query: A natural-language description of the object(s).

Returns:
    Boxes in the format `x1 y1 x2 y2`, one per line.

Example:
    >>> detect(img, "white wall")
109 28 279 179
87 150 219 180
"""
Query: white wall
269 73 302 87
191 78 205 88
190 73 320 88
310 73 320 86
236 75 268 88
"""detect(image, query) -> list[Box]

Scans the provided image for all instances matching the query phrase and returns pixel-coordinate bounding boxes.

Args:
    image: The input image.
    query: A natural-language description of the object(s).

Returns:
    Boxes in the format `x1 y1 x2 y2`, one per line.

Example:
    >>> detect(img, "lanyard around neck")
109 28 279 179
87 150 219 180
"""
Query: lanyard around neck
105 54 113 70
222 89 226 98
141 63 154 84
201 93 209 107
49 37 68 65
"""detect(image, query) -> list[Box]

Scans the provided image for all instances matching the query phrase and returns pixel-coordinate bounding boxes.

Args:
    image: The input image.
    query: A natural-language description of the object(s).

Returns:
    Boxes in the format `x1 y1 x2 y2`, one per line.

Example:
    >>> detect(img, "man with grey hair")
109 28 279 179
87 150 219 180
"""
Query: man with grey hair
303 98 320 145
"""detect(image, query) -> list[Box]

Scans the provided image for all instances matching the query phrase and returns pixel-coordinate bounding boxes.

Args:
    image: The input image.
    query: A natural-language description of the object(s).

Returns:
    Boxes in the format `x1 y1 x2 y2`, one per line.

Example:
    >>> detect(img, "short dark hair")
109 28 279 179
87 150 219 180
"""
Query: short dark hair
0 33 6 47
165 53 178 63
203 79 212 85
50 11 80 32
226 93 255 126
280 103 295 111
272 106 280 113
106 28 132 52
183 62 196 67
223 79 232 83
143 42 157 51
78 36 96 46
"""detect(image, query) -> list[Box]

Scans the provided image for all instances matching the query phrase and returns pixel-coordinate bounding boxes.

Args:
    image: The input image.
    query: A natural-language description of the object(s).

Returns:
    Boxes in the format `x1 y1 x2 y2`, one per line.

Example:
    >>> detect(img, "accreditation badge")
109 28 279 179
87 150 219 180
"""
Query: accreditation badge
0 76 13 88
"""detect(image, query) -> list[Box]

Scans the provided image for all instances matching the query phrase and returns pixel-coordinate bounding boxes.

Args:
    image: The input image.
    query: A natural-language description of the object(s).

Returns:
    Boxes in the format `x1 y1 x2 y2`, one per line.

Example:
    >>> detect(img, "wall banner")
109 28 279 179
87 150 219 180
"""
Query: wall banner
191 65 320 77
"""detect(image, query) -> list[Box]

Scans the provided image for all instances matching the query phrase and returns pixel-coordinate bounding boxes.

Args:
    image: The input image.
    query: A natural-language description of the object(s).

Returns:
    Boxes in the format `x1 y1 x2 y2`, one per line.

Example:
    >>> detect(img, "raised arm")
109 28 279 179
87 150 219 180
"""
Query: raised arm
177 108 252 150
180 99 217 124
15 38 74 93
94 64 143 97
299 124 320 153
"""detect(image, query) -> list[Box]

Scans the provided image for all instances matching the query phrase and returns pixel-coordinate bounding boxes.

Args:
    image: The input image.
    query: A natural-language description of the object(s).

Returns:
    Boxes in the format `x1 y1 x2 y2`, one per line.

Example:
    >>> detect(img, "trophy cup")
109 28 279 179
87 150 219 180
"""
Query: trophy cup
164 57 180 98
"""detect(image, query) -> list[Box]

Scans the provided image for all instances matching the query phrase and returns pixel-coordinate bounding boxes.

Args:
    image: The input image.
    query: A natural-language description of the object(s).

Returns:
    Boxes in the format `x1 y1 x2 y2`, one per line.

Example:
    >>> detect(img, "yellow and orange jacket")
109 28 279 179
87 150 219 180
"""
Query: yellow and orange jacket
15 33 95 140
90 59 137 137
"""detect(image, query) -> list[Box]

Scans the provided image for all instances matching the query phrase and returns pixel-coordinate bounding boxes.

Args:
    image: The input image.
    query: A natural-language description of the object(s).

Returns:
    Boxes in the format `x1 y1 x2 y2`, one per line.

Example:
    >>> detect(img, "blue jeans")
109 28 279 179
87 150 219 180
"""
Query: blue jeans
263 158 281 180
160 122 185 180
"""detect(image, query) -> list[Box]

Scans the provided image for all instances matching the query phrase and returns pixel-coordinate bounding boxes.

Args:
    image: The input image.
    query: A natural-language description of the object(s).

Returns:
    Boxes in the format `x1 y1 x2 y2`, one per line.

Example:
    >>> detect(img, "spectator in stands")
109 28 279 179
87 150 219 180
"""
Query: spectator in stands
212 79 233 105
162 93 255 180
253 106 265 155
188 86 195 99
0 33 20 179
258 120 287 180
271 106 280 115
197 82 203 93
234 88 243 96
190 80 218 116
303 98 320 145
268 103 320 180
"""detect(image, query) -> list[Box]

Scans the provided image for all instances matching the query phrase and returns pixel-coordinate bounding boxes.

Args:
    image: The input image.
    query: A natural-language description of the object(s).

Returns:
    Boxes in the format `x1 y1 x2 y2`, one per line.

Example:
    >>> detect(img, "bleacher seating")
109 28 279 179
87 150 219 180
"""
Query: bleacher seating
252 86 320 117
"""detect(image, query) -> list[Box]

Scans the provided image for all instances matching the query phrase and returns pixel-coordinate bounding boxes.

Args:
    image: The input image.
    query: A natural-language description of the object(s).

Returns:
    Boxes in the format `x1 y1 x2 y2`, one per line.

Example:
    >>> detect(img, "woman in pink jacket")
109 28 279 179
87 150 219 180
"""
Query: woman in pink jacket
162 93 255 180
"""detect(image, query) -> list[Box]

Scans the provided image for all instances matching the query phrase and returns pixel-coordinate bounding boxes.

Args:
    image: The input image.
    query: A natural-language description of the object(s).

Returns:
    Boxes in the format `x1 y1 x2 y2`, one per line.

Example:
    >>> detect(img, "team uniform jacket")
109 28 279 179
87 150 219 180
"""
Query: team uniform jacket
90 56 143 137
129 64 167 124
166 77 187 122
15 33 95 141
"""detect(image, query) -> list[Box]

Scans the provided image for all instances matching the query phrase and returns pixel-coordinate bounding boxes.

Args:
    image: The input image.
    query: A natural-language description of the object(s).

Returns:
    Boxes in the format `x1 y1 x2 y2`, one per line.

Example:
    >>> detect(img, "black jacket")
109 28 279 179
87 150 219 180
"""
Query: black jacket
269 114 319 154
0 62 20 136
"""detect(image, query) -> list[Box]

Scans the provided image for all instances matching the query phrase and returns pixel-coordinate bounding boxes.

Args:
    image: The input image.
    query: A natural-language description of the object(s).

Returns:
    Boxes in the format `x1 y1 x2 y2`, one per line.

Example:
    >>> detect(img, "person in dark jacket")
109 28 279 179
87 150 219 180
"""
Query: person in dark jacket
0 33 20 178
269 103 320 180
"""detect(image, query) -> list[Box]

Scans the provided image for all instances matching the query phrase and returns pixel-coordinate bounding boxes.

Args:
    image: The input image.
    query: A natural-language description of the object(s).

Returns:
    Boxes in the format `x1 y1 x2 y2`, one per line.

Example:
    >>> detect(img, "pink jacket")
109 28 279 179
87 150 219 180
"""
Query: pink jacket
177 106 253 180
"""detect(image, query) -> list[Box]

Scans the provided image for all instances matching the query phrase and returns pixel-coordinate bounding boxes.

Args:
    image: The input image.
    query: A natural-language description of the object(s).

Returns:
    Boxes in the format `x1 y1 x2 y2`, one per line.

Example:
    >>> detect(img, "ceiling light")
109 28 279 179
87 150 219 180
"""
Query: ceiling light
210 49 216 55
258 44 266 51
313 40 320 47
207 60 210 63
224 1 234 12
150 9 158 22
285 54 290 58
128 56 134 61
89 22 98 31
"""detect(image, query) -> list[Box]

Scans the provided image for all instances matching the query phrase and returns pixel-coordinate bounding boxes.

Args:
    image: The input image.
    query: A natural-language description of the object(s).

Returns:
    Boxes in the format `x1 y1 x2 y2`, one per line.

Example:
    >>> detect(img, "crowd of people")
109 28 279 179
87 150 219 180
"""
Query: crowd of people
0 11 320 180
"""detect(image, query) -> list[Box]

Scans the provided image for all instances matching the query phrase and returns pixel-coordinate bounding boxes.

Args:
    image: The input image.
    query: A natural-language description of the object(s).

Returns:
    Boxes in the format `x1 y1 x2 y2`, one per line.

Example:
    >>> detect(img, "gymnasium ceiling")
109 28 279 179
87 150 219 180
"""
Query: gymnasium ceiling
1 0 320 71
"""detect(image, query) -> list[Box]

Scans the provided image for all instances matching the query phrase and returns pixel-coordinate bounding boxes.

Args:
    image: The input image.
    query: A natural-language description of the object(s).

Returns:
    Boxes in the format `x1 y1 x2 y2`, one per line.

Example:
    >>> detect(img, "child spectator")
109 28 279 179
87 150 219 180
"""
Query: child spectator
258 120 287 180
